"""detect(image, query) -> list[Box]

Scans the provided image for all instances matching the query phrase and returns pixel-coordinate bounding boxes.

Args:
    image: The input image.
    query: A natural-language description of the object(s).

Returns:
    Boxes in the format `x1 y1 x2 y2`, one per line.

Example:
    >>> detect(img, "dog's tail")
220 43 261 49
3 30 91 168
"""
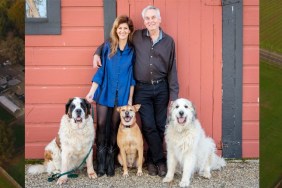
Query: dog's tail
27 164 46 174
211 155 226 170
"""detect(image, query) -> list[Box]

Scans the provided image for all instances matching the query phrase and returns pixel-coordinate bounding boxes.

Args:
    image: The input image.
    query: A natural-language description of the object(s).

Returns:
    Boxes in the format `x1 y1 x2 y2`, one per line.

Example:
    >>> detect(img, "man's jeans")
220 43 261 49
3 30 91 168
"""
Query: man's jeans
134 80 169 164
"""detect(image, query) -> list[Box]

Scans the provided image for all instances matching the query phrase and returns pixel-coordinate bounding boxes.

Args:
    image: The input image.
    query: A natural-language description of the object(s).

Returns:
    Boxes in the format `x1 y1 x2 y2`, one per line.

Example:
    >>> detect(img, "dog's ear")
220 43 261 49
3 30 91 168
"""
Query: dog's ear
83 98 91 115
133 104 141 112
65 98 73 114
192 104 197 121
116 107 121 112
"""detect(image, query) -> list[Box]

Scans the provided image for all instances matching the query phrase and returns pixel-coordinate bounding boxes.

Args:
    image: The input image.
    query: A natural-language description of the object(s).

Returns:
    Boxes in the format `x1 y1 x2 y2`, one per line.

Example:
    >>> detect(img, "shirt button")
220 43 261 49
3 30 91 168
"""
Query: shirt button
150 64 152 66
150 56 153 58
151 48 153 50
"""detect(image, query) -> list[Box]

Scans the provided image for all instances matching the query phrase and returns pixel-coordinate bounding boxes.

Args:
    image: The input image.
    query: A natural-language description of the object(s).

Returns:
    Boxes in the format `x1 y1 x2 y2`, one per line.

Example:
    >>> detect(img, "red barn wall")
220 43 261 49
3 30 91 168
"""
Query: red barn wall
25 0 259 158
25 0 104 158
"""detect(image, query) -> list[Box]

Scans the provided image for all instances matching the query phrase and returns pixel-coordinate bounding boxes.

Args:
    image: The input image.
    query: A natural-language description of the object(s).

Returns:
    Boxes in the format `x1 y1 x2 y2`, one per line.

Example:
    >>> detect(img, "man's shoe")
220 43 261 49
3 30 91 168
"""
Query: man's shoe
157 163 167 177
147 163 158 176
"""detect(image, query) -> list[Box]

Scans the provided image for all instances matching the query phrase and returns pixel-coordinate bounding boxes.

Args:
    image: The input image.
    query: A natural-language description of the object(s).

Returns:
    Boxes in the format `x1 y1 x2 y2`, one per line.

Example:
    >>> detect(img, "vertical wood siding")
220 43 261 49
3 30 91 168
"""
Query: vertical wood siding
118 0 223 154
242 0 259 158
25 0 259 158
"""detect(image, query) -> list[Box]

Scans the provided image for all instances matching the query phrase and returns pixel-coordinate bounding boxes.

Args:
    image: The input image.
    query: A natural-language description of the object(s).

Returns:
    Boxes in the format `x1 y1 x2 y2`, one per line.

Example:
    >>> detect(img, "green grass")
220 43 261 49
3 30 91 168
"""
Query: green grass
0 174 15 188
12 122 24 149
260 0 282 53
260 60 282 188
25 159 44 164
0 106 14 124
0 118 25 187
5 121 25 186
4 152 25 187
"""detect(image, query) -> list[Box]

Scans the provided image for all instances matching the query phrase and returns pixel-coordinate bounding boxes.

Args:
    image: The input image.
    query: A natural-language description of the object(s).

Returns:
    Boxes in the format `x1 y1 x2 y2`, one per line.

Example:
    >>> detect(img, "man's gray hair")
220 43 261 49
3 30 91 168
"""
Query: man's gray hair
141 5 161 19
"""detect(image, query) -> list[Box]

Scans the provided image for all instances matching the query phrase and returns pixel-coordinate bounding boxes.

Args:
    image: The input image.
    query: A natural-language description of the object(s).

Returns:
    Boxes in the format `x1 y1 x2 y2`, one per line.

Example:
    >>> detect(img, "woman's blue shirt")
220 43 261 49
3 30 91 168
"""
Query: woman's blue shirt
92 41 135 107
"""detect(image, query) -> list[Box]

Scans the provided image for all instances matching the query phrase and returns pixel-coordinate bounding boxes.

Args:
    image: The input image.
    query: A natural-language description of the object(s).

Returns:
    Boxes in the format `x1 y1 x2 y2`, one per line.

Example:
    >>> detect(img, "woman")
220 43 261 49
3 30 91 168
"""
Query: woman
86 15 135 177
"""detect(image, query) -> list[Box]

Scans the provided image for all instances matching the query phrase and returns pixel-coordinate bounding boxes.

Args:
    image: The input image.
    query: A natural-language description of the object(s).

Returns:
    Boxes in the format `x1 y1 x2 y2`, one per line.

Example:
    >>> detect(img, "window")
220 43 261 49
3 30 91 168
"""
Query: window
25 0 61 35
26 0 47 18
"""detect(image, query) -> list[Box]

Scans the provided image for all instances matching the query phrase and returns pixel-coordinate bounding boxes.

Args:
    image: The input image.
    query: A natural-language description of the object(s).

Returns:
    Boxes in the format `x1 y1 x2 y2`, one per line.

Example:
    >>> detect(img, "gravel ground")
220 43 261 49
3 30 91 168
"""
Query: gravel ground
25 160 259 188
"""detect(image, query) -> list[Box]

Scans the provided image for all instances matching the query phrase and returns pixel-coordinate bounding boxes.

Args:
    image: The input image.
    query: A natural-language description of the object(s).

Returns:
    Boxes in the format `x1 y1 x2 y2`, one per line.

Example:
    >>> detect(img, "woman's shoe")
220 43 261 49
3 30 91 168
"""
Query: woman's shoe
106 145 116 176
96 145 107 177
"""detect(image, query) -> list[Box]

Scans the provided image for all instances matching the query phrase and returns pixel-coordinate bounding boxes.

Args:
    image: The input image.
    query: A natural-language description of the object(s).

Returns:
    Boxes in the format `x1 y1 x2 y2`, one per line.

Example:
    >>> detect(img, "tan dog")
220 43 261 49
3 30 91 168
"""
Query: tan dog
117 104 144 177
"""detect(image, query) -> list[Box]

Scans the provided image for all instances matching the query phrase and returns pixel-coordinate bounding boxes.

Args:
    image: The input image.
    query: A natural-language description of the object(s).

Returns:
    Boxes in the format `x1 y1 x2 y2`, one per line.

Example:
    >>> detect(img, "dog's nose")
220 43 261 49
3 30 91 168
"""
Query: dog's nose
179 111 184 116
76 109 82 116
125 111 129 116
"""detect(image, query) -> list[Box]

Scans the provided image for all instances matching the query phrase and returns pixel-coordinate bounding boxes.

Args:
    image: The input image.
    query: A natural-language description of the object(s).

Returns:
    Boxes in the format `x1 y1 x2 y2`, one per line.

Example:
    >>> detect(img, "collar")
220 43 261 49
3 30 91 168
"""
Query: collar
122 123 136 129
105 41 132 55
117 42 132 55
146 28 163 46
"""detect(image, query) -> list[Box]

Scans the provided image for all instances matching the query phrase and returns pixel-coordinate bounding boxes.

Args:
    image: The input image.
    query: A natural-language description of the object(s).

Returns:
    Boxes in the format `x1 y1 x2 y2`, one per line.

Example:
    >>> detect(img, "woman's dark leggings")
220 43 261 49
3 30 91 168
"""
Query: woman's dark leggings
96 103 120 148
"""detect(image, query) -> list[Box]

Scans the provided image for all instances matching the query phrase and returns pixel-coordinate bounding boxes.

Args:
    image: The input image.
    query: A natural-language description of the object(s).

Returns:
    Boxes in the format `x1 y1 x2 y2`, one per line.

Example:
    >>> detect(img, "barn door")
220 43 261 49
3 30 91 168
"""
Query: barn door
117 0 223 152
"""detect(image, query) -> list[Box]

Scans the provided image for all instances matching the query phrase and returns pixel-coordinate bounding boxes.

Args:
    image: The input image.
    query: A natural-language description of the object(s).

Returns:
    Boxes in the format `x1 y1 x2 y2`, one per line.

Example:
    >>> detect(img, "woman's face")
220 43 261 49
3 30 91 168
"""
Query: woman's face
116 23 131 41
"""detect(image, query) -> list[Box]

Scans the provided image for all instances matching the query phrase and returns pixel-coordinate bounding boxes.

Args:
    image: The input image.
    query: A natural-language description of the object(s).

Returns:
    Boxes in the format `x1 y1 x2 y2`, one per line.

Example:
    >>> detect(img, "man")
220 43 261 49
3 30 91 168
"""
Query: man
93 5 179 177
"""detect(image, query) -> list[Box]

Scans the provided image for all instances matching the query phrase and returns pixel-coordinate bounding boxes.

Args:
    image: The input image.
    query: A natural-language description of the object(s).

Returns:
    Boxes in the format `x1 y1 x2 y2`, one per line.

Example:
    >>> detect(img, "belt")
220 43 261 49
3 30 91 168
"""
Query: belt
137 79 165 85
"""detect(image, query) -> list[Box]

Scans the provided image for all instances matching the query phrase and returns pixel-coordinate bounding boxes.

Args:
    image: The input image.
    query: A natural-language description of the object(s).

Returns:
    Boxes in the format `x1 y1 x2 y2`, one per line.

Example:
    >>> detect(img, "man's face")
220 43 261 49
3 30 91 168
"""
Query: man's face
143 9 161 31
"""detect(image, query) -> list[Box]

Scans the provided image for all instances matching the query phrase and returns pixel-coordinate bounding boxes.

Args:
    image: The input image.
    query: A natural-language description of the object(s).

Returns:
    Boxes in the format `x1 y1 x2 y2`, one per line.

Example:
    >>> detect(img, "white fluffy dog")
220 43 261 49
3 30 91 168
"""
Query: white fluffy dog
163 98 226 187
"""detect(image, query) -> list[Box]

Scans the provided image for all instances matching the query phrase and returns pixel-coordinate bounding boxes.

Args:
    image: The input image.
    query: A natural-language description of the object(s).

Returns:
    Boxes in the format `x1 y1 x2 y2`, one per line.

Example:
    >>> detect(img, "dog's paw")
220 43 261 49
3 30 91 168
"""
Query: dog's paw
136 170 143 176
200 171 211 179
88 171 97 179
123 171 129 178
163 176 173 183
56 176 68 185
179 180 190 187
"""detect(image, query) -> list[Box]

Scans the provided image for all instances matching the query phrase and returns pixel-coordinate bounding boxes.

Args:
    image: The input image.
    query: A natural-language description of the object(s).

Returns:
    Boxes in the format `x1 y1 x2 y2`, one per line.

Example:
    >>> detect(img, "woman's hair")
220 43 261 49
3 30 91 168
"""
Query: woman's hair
109 15 134 58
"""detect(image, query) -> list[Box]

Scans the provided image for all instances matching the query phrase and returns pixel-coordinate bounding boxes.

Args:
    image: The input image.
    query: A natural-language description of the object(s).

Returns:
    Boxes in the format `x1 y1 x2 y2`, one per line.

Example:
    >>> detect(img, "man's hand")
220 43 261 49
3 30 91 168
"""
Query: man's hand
168 100 174 110
93 54 102 68
128 98 133 106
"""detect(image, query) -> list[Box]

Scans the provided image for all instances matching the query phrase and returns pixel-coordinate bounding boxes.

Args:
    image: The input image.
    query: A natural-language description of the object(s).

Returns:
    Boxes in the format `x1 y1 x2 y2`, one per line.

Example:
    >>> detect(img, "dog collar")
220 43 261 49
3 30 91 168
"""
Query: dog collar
122 122 136 128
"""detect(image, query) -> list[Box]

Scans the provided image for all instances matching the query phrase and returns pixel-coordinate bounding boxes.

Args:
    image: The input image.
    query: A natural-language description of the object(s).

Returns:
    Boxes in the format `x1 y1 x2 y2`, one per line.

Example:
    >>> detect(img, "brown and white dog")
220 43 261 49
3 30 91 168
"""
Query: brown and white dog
28 97 97 185
116 104 144 177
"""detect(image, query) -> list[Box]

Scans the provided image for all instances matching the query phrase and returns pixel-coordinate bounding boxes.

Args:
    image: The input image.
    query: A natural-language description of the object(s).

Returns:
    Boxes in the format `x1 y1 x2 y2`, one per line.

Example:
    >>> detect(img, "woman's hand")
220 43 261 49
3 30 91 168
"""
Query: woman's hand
86 91 94 103
86 82 98 103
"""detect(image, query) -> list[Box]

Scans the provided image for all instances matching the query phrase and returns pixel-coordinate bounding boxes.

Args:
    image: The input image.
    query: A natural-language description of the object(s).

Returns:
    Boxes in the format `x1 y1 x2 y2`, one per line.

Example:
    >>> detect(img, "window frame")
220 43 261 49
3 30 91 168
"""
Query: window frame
25 0 61 35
